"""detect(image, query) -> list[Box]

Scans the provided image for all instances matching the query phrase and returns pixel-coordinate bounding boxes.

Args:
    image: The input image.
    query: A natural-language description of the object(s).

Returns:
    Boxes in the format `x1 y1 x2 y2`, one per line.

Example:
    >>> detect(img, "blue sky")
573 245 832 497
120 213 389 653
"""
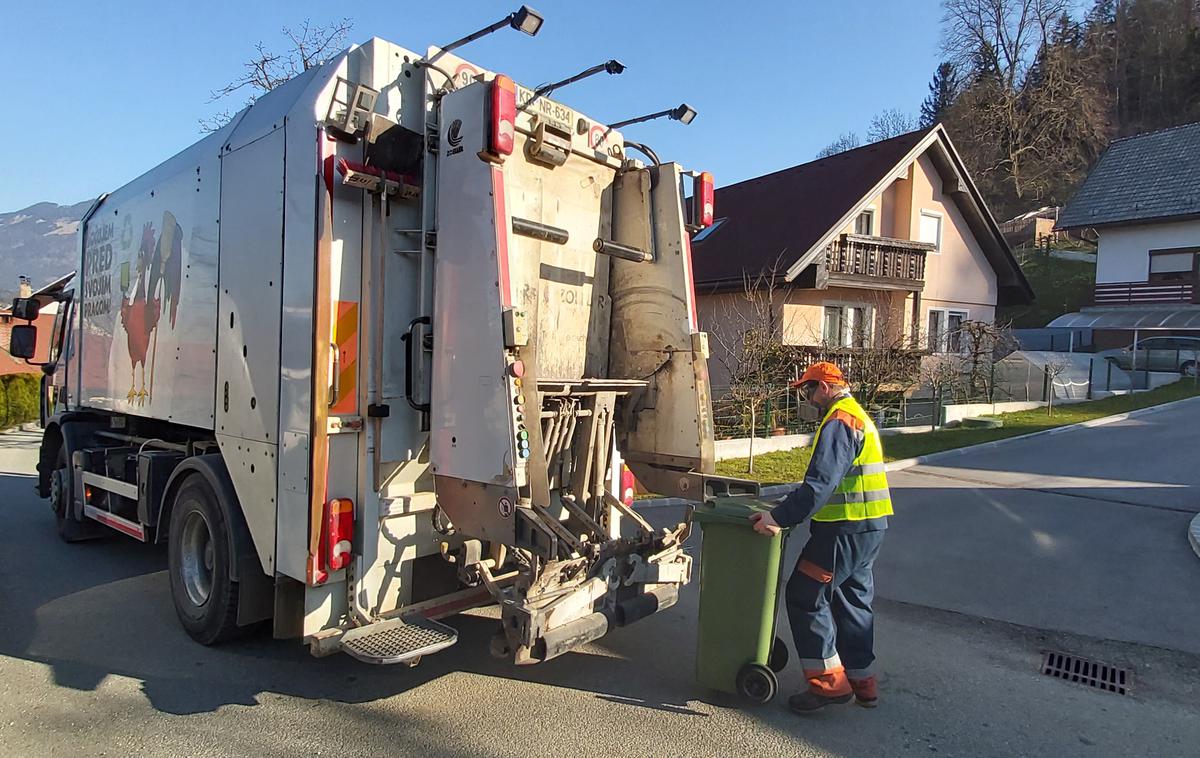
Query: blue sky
2 0 943 211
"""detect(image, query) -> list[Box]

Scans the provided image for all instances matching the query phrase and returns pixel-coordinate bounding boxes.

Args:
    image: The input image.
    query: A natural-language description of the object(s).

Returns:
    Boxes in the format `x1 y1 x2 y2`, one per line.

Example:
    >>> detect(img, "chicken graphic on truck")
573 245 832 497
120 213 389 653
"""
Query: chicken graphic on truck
119 211 183 405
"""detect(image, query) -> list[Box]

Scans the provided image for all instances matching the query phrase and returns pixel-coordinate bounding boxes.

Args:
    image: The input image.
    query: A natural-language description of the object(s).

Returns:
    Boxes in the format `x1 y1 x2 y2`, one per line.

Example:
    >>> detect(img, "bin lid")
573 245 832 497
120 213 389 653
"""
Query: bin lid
693 497 777 526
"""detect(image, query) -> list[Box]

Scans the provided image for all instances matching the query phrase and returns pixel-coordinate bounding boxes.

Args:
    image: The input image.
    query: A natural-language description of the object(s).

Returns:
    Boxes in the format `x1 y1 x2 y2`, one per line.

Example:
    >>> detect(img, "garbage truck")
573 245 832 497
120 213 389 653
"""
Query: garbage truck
10 7 757 665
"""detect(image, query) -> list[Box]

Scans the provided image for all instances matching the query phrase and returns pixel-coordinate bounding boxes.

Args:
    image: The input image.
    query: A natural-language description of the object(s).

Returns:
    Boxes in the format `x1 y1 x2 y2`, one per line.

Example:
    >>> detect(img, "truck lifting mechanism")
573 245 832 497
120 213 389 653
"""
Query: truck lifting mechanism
14 5 755 666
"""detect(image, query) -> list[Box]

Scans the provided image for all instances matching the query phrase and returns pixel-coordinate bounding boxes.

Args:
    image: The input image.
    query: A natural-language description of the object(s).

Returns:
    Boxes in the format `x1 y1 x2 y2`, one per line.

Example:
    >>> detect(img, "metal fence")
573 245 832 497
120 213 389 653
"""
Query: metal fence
1013 328 1094 352
712 388 938 438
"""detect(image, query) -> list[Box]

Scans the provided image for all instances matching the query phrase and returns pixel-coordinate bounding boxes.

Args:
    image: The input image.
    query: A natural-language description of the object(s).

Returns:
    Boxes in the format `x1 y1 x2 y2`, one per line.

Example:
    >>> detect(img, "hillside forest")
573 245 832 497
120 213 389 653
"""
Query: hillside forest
830 0 1200 220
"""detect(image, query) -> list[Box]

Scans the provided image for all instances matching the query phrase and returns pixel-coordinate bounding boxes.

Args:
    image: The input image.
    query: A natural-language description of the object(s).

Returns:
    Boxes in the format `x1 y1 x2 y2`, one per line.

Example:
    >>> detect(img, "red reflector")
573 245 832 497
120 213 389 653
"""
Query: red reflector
326 498 354 572
621 465 636 507
490 75 517 157
696 171 715 228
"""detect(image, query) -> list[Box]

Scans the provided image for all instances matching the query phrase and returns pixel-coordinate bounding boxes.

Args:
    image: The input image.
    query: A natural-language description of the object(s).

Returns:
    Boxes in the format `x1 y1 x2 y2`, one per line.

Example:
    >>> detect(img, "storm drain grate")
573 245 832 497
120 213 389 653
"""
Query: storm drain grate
1041 651 1130 695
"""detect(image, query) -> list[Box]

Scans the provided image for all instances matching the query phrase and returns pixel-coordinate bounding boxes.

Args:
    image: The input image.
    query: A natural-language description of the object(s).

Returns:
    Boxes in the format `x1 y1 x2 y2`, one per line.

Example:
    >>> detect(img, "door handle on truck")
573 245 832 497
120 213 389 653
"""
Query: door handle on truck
329 342 339 408
402 316 431 413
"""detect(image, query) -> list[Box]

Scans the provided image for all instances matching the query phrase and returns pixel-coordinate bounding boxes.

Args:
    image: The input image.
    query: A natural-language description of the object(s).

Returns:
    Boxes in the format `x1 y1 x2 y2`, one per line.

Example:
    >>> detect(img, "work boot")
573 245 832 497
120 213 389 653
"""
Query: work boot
787 690 853 714
849 676 878 708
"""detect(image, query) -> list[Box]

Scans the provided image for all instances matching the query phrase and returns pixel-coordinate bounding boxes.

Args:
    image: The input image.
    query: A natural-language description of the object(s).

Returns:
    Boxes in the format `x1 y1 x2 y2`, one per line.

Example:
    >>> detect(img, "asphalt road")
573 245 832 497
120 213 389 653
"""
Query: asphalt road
879 398 1200 654
1 408 1199 757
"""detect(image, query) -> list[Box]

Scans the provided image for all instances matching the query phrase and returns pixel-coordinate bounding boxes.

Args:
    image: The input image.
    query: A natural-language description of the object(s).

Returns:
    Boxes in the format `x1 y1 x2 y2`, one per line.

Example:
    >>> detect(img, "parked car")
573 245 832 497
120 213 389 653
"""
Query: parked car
1107 336 1200 375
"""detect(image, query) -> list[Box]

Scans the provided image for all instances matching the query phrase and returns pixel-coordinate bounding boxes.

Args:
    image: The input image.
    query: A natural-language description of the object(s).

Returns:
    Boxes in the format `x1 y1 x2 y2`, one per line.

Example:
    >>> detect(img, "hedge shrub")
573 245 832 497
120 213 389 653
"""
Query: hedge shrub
0 374 41 428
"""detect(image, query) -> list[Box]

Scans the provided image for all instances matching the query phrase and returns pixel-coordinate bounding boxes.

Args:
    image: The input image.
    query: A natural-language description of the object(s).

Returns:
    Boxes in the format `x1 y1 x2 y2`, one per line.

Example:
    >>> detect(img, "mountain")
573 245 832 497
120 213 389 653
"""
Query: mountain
0 200 90 301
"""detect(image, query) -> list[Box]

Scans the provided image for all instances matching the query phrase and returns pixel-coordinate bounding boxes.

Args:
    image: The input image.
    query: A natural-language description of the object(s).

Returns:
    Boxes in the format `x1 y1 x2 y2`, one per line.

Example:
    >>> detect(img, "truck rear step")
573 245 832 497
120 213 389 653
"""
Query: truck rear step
339 615 458 665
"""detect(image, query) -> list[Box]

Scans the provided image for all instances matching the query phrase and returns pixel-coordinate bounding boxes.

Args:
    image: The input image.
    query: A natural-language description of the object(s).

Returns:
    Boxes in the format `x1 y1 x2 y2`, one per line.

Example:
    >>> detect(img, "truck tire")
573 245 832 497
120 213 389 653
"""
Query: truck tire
167 475 243 645
51 446 99 543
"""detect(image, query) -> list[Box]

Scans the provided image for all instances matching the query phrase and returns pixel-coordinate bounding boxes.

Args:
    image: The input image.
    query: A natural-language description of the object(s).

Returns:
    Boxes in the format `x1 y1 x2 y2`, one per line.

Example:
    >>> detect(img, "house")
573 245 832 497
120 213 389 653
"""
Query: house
1053 121 1200 350
999 207 1062 248
691 124 1033 388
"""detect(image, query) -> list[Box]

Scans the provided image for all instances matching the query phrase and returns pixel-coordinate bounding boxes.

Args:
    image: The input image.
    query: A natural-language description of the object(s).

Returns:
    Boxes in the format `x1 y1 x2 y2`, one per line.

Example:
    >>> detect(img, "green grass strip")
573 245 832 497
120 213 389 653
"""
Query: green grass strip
715 380 1200 484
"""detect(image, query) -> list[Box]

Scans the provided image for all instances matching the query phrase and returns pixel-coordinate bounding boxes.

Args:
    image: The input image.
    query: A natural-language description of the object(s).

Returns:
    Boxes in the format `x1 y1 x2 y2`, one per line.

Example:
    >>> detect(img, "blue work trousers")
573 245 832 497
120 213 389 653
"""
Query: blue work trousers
784 527 885 682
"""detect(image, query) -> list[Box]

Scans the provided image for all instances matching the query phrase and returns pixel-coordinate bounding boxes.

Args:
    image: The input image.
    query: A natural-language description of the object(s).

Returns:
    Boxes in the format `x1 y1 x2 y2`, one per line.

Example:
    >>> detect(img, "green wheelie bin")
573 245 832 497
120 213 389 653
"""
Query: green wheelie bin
693 497 790 704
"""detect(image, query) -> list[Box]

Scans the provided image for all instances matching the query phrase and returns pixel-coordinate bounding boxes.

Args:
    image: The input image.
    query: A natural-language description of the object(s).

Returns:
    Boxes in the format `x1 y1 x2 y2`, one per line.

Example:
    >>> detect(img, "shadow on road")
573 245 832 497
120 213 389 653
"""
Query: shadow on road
0 471 714 716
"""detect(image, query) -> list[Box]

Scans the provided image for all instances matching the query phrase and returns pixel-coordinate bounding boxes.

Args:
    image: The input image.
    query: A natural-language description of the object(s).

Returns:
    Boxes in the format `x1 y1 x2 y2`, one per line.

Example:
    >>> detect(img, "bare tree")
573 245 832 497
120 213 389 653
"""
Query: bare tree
867 109 917 141
957 319 1018 401
938 0 1110 213
709 262 795 473
201 19 354 132
815 132 862 159
797 295 924 415
940 0 1068 90
921 353 965 429
1042 355 1070 415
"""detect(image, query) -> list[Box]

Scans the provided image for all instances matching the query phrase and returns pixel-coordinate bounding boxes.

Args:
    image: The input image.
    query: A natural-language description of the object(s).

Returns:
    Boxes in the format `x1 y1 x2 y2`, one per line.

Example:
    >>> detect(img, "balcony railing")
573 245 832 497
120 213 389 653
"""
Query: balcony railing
1094 280 1197 305
825 233 931 284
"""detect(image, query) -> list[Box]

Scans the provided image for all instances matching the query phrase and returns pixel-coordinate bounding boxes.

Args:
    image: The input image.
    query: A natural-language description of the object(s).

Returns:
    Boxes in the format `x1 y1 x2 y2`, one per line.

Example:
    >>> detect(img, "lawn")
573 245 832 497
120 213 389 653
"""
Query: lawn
715 379 1200 484
996 252 1096 329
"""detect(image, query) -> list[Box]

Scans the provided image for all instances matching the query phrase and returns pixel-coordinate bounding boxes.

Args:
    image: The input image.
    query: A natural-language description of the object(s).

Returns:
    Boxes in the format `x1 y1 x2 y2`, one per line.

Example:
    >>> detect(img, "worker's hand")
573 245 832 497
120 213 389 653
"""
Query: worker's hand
749 511 782 537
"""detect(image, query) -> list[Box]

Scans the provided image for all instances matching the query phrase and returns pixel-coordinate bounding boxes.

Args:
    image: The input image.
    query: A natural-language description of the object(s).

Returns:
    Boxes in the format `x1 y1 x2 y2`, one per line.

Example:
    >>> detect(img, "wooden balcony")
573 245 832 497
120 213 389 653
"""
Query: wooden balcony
817 234 932 291
1094 280 1197 306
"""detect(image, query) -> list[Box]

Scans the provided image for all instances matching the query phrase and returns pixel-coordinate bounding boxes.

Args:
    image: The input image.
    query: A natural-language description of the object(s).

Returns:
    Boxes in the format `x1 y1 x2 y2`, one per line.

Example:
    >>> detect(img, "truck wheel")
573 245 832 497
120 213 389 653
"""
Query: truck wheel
167 476 242 645
1181 361 1197 378
51 446 97 543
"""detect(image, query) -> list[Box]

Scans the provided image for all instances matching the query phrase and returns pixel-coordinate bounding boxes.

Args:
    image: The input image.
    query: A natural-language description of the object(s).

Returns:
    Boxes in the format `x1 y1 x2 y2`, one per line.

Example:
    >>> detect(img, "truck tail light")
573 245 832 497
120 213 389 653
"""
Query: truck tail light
326 497 354 572
694 171 715 228
621 465 636 507
490 74 517 157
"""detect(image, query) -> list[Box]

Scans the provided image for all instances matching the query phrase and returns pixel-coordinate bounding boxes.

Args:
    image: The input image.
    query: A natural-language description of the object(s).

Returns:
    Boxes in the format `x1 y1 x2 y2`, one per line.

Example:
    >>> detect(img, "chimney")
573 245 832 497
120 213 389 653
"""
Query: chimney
18 276 32 299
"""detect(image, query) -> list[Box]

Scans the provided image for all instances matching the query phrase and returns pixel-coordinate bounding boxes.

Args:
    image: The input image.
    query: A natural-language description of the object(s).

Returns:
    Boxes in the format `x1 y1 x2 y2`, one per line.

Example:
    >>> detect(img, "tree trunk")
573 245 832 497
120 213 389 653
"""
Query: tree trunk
748 404 756 474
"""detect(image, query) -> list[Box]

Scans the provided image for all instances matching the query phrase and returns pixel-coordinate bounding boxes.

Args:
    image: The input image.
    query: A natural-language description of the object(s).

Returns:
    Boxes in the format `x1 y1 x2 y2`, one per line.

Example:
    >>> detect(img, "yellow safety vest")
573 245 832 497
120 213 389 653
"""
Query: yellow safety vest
811 395 894 523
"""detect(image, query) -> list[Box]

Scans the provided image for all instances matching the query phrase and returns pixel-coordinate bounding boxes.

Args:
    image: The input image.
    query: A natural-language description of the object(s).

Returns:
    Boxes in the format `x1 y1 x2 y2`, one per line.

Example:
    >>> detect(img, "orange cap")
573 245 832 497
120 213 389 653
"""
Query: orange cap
790 361 847 388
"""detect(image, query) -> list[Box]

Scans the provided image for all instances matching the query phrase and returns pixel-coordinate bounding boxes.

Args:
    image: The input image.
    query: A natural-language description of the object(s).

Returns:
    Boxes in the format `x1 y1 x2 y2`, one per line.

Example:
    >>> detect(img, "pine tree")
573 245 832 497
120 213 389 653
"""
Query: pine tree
920 62 960 127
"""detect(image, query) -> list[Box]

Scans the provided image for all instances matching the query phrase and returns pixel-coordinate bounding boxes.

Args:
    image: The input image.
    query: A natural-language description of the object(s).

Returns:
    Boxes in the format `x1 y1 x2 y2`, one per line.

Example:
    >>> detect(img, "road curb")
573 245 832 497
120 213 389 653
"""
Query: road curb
634 394 1200 509
1189 514 1200 561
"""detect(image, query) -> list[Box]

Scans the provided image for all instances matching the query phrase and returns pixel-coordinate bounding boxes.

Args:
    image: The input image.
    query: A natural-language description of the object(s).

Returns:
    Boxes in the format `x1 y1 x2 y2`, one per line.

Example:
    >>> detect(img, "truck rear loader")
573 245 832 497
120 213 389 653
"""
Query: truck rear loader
12 7 754 665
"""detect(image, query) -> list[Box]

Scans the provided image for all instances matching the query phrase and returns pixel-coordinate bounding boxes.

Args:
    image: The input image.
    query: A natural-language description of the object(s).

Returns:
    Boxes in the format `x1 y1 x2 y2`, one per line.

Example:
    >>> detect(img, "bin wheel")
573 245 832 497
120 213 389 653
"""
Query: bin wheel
736 663 778 704
768 636 789 673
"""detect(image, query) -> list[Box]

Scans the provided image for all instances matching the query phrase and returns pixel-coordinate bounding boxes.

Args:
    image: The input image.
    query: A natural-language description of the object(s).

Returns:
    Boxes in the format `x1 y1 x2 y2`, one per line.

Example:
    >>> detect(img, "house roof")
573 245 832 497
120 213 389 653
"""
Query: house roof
691 124 1033 305
1057 121 1200 230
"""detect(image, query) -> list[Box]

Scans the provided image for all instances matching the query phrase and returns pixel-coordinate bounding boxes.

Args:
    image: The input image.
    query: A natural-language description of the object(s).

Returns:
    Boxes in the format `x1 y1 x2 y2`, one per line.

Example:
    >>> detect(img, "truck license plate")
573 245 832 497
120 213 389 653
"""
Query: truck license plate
517 87 573 131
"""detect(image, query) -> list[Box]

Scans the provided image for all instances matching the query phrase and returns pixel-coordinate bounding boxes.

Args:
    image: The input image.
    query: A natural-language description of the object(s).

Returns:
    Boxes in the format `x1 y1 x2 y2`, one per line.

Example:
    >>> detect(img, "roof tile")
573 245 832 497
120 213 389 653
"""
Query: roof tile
1058 121 1200 229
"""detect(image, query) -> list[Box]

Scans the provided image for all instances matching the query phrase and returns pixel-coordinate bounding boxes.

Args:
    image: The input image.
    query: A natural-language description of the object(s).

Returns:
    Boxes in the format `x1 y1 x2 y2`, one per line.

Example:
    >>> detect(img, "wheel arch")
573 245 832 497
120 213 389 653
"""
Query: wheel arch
158 454 255 583
38 414 105 498
159 454 275 626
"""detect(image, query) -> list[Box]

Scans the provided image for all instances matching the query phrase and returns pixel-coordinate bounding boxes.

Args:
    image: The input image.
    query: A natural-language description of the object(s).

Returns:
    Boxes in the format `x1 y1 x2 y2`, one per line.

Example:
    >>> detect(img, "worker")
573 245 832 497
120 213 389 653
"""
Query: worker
750 361 892 715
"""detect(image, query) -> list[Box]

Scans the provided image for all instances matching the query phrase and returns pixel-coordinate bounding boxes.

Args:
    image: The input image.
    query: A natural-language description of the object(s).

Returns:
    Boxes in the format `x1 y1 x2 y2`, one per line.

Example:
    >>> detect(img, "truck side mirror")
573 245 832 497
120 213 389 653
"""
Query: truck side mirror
9 324 37 360
12 298 40 321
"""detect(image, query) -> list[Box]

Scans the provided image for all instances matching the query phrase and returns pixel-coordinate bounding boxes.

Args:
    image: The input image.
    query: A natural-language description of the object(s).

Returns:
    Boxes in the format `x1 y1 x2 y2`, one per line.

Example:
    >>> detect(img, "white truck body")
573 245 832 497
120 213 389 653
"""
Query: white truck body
30 30 748 664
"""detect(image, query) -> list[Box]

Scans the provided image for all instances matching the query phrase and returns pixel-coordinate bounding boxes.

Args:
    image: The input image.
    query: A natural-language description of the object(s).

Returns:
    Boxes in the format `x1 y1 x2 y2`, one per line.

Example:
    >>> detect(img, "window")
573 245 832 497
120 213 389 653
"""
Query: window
1148 247 1198 283
927 310 943 352
823 304 872 348
919 210 943 253
854 209 874 236
927 308 968 352
692 217 726 242
947 310 966 352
